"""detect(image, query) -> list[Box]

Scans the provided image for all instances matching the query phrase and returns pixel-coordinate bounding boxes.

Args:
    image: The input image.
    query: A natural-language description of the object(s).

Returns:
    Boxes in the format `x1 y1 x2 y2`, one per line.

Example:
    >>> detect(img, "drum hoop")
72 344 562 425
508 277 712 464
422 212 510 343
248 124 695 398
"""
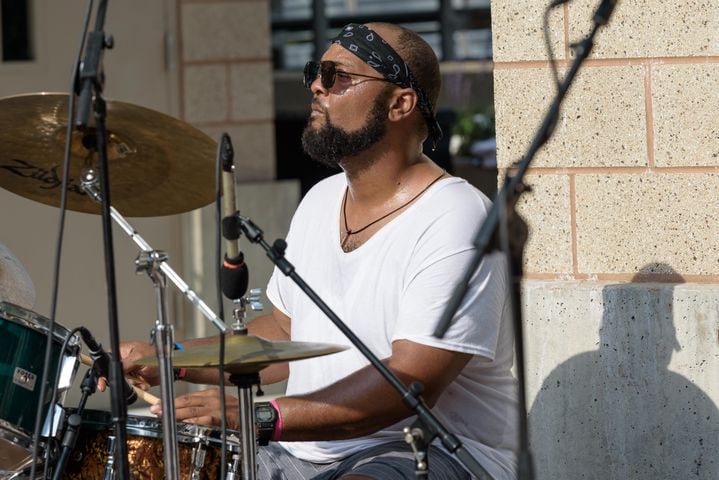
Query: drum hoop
0 301 76 345
69 410 242 448
125 415 208 444
0 420 32 449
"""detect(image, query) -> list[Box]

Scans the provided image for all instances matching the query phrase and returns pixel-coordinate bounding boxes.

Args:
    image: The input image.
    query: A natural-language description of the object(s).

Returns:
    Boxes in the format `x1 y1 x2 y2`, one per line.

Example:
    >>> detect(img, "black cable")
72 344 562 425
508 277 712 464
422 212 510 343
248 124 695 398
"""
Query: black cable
215 136 229 480
30 2 94 478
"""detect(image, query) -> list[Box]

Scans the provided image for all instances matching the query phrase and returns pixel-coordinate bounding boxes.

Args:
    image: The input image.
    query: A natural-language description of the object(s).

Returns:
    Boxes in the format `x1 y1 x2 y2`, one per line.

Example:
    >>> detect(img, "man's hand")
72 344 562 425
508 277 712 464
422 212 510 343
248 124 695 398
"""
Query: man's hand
149 388 241 430
121 340 160 388
97 340 158 392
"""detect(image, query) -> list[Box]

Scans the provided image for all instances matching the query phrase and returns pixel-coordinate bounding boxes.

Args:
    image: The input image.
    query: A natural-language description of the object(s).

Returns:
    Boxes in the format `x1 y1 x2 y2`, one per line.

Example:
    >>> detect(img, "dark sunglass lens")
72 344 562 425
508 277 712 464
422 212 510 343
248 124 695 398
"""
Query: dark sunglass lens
303 61 317 88
319 61 336 90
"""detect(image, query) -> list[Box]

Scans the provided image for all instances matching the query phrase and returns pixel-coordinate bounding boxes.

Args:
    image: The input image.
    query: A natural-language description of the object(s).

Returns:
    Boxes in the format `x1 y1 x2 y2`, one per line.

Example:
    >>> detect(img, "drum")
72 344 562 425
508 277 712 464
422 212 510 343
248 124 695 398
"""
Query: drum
0 301 79 473
61 410 242 480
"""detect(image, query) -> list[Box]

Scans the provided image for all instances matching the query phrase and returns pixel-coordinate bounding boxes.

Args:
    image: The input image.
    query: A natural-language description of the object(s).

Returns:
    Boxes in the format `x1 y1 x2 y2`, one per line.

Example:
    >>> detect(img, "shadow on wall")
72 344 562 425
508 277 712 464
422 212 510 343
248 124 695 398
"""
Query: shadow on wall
528 263 719 479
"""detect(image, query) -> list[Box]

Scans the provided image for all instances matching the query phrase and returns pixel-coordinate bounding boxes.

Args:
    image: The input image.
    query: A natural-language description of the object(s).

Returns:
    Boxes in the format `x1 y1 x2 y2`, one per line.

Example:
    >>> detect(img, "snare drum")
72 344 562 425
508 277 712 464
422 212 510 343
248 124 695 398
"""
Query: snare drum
0 302 79 473
61 410 242 480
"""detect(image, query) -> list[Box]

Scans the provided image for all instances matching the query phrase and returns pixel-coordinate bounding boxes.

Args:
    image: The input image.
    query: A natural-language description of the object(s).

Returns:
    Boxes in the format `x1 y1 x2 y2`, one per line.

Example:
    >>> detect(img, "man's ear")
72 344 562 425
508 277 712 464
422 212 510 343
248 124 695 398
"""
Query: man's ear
387 88 418 122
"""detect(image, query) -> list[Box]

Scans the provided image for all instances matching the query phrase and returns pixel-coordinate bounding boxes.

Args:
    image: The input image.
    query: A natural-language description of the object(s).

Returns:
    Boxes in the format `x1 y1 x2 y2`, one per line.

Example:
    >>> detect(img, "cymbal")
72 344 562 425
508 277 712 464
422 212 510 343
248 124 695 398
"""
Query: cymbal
136 335 348 375
0 92 216 217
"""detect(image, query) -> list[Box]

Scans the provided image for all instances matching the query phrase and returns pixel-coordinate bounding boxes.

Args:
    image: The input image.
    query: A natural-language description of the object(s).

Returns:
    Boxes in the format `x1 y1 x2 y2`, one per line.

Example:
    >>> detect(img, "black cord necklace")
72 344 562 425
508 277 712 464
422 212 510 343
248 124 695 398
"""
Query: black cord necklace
341 170 446 249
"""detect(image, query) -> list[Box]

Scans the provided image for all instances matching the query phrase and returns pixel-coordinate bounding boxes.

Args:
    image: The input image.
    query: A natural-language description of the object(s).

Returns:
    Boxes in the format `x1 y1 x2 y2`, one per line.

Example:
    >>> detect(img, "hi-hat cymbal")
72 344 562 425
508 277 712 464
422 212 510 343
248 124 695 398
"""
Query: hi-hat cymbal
0 92 216 216
136 335 348 375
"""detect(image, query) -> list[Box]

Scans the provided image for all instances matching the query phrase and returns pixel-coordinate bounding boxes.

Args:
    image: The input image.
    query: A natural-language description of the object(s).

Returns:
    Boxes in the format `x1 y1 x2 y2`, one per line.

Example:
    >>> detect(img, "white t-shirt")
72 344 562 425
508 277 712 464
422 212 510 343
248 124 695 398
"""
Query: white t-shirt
266 173 518 479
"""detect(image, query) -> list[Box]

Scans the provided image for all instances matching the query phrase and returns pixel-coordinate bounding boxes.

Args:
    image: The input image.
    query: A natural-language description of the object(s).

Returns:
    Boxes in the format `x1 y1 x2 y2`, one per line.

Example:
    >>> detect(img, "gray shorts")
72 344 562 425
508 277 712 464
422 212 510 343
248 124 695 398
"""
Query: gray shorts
256 440 471 480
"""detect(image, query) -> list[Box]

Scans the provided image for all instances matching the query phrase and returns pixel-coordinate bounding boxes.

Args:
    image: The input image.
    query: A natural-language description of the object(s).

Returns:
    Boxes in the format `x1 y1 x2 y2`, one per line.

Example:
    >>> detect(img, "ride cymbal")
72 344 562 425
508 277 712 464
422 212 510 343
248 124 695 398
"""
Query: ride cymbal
0 92 215 216
136 335 348 375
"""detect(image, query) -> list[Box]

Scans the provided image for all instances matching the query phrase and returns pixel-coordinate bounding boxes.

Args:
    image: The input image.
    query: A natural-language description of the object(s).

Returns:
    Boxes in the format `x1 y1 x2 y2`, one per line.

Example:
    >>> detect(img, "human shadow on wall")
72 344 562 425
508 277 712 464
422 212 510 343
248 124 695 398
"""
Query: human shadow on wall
528 264 719 479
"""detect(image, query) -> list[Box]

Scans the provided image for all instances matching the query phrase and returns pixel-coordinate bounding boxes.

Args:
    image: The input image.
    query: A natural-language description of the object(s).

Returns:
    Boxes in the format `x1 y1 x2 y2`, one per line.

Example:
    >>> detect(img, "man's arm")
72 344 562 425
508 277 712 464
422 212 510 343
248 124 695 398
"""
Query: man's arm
170 339 472 439
276 340 471 440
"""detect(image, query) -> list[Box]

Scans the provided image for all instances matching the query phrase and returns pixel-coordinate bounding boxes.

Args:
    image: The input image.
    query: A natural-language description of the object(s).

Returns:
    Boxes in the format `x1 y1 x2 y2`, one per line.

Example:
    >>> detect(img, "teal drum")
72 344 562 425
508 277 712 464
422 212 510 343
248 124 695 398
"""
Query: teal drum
0 301 79 473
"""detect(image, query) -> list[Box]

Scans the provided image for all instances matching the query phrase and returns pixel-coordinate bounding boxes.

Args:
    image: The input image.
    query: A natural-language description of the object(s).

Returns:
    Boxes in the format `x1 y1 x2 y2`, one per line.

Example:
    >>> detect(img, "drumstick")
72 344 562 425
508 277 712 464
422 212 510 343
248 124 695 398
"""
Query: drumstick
80 353 161 405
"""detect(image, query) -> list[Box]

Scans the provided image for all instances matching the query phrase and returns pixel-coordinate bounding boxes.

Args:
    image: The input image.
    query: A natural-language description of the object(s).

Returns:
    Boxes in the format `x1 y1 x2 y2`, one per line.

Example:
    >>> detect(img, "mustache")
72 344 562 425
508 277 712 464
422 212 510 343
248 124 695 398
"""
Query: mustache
311 99 327 115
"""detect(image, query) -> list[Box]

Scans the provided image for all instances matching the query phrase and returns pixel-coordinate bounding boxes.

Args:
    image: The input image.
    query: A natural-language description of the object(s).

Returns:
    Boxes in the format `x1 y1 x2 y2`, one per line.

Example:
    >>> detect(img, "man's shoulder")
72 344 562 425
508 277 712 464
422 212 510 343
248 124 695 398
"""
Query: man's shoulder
424 177 492 220
301 172 346 203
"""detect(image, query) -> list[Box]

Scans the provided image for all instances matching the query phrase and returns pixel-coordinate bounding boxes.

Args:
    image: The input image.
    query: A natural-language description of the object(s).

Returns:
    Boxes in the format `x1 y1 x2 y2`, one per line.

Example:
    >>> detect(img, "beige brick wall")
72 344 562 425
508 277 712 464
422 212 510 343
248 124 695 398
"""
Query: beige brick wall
178 0 275 181
492 1 719 478
493 1 719 282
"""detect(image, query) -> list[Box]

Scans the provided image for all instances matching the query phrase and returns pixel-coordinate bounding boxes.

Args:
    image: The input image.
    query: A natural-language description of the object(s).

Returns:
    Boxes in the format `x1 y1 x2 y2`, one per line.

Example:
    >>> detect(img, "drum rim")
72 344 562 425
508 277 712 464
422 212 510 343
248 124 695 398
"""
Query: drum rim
67 409 242 448
0 427 35 475
0 301 74 343
0 420 32 449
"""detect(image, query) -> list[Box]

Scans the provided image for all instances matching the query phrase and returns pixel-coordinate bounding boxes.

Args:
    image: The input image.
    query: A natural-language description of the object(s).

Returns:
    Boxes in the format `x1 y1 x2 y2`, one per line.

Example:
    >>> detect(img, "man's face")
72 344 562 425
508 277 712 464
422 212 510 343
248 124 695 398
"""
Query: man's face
301 45 394 167
301 86 391 168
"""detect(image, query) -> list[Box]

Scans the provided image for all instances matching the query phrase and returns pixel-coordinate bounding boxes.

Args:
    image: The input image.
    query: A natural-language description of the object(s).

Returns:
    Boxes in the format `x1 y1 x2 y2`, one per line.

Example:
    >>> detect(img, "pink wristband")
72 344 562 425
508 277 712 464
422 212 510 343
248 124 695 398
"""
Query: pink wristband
269 399 283 442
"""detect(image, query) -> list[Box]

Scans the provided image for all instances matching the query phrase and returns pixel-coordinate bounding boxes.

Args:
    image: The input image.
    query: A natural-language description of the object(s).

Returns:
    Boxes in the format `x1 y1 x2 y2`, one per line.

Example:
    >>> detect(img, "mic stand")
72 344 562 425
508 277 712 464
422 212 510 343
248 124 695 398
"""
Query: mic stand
73 1 132 476
432 3 617 479
52 363 101 480
230 215 492 480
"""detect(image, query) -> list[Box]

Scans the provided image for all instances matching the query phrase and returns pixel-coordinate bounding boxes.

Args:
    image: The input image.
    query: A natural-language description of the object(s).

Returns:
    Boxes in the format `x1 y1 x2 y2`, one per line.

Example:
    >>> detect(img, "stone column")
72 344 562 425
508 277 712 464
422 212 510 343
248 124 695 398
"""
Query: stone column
491 1 719 478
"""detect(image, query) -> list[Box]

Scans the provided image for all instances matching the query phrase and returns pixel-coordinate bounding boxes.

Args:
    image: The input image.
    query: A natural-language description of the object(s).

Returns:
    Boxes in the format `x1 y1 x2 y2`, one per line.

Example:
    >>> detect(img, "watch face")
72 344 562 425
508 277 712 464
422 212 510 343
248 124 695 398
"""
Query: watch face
256 406 274 422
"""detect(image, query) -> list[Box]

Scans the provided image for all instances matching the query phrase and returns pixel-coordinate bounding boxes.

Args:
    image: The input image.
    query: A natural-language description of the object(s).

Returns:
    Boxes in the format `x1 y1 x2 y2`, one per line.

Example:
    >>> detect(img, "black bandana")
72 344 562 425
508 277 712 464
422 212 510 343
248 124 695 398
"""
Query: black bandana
332 23 443 150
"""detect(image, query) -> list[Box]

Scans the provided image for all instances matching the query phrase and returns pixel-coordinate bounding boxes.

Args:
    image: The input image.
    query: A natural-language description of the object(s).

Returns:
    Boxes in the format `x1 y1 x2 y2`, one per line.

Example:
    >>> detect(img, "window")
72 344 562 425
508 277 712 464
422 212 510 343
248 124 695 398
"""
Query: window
271 0 491 70
272 0 497 198
1 0 33 62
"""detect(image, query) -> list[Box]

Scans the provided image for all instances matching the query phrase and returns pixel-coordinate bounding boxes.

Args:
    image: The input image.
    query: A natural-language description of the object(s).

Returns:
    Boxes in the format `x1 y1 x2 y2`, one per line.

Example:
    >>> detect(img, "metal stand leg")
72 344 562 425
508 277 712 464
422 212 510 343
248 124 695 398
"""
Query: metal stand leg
136 250 180 480
229 373 260 480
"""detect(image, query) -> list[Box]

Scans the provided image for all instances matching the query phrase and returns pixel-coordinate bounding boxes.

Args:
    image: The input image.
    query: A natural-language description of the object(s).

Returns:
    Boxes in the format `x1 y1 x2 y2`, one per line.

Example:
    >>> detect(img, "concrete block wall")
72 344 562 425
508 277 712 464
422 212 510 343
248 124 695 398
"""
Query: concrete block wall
178 0 276 181
491 1 719 478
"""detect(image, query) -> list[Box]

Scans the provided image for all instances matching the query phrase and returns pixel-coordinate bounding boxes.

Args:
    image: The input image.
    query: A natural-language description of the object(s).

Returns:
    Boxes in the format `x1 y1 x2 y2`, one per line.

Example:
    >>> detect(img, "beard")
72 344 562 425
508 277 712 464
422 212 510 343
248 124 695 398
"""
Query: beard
301 90 390 168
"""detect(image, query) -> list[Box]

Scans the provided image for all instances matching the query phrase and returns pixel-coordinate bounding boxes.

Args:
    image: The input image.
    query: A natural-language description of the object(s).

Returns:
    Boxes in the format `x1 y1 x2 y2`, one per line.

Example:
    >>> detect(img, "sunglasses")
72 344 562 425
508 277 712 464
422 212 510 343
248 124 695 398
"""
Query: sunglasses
303 60 393 90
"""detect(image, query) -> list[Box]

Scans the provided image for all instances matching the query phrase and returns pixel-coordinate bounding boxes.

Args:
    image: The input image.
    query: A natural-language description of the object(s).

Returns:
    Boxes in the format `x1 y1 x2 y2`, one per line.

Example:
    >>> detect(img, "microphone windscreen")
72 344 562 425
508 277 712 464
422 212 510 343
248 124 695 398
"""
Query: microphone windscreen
221 253 249 299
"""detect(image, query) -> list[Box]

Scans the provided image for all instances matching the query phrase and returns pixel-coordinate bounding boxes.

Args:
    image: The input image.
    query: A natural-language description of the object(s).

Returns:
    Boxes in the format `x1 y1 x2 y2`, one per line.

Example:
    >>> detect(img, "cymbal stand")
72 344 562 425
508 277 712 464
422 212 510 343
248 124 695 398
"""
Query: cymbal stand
230 288 263 334
80 171 228 334
225 291 263 480
134 250 180 480
81 172 230 479
227 372 261 480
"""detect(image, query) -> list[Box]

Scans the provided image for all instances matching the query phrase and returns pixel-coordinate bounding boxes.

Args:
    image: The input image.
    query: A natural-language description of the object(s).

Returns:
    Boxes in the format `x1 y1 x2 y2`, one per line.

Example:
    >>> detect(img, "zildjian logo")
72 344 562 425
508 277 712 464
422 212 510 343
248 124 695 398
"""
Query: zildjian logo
0 159 85 195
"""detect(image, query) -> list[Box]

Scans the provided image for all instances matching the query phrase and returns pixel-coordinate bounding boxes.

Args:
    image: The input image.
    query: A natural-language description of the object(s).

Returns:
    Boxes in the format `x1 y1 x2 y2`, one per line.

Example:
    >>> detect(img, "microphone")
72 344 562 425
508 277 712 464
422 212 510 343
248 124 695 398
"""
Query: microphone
77 327 137 405
219 133 249 300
